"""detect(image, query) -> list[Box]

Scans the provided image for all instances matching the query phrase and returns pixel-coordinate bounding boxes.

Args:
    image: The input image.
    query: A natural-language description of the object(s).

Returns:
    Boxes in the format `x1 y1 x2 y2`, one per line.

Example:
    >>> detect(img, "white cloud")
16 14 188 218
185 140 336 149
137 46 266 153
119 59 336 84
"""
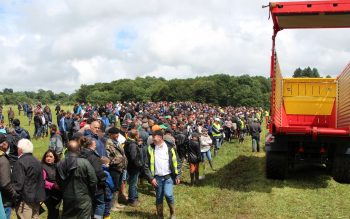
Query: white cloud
0 0 349 93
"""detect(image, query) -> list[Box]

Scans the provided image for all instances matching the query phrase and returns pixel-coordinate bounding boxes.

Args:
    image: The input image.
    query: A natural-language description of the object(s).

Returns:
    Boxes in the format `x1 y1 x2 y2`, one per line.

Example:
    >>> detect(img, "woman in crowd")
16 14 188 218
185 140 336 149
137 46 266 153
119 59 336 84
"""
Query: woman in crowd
200 128 215 171
41 149 62 219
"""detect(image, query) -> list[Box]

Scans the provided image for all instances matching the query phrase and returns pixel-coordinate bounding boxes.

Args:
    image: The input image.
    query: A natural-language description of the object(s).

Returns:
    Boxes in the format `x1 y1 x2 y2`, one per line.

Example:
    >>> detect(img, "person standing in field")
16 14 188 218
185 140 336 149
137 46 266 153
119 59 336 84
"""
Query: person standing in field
199 128 215 171
187 133 202 186
248 118 262 152
7 107 15 127
12 139 46 219
0 134 19 219
17 103 23 116
144 130 181 219
56 140 97 219
41 149 62 219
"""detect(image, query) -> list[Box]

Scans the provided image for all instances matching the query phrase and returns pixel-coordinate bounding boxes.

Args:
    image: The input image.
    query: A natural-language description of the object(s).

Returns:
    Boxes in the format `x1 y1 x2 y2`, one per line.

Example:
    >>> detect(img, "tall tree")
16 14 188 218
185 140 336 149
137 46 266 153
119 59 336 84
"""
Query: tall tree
293 67 320 78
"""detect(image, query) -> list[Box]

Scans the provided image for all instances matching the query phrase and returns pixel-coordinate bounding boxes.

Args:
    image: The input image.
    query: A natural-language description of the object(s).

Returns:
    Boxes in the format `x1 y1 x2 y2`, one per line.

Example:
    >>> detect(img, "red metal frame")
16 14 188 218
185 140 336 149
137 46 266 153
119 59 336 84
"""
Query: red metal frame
270 0 350 31
269 0 350 137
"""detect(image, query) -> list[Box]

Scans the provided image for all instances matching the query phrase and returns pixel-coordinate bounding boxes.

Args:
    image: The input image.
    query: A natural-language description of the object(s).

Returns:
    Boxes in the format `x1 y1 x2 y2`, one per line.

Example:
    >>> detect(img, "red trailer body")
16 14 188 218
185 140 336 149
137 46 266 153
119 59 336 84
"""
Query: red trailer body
266 0 350 182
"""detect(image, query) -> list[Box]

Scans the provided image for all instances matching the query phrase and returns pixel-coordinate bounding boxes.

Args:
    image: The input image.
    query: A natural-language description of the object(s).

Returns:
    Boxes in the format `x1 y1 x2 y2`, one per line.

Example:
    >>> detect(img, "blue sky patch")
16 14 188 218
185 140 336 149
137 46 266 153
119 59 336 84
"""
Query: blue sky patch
115 28 137 51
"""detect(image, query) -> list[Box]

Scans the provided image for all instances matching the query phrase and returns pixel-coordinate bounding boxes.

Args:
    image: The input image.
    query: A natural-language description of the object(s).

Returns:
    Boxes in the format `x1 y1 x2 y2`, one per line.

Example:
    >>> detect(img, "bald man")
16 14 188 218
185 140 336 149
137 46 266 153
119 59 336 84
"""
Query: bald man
57 140 97 219
85 121 107 157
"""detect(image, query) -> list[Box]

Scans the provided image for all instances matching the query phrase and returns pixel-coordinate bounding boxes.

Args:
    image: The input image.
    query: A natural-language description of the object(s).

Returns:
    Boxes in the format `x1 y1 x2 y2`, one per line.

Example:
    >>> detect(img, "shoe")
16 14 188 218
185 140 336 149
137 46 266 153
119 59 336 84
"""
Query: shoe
103 216 111 219
150 190 156 197
115 203 126 209
128 200 140 207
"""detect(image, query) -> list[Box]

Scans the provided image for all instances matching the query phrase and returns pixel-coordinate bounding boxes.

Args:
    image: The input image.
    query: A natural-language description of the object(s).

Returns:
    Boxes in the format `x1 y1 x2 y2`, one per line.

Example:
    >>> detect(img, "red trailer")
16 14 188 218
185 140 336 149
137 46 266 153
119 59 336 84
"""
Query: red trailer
266 0 350 182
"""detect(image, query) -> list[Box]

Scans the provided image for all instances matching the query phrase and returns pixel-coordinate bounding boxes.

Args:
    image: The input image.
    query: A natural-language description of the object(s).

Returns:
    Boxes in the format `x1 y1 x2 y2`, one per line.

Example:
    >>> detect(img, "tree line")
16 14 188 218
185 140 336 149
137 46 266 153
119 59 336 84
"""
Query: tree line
0 74 272 108
1 68 329 108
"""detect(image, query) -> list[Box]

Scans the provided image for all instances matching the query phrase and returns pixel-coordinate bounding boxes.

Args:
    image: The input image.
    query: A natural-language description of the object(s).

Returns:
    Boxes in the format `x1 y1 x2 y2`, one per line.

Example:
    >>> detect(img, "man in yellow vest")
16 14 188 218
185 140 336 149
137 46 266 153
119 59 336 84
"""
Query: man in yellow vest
144 130 181 219
212 118 223 156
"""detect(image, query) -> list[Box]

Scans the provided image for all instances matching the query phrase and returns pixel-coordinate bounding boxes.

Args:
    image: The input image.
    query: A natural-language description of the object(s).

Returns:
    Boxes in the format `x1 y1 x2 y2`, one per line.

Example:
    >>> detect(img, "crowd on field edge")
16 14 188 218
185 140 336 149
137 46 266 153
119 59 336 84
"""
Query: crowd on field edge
0 101 267 219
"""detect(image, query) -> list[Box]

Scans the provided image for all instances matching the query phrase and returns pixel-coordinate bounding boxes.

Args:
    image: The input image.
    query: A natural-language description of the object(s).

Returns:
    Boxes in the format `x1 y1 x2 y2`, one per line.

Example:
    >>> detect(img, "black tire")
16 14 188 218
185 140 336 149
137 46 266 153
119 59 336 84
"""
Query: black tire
266 151 288 180
332 155 350 183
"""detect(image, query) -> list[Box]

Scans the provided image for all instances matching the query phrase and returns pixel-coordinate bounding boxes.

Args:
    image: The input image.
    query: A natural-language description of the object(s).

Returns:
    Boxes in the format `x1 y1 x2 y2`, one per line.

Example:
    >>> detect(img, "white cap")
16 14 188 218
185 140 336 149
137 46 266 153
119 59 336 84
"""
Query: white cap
215 118 220 122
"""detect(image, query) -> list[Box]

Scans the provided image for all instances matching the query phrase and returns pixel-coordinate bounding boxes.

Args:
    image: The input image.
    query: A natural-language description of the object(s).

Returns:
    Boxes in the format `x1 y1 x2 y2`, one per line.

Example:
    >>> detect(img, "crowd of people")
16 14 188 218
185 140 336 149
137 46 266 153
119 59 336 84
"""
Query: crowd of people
0 101 266 219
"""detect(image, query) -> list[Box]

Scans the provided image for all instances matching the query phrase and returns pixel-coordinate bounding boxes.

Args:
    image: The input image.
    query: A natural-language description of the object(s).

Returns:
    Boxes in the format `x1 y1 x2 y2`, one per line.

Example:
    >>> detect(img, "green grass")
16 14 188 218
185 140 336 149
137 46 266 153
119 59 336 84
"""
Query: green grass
3 105 350 219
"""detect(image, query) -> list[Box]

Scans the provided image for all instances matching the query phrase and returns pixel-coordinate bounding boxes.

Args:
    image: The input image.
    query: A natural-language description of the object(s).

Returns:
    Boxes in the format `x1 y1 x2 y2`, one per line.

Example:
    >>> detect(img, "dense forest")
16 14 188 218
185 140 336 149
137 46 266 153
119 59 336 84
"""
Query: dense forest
0 74 271 108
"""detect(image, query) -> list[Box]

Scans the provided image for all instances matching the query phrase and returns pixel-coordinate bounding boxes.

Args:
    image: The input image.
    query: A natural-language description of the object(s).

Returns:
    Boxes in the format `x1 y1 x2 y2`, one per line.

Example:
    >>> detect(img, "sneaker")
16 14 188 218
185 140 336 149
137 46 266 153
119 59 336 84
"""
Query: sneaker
128 200 140 207
115 203 126 209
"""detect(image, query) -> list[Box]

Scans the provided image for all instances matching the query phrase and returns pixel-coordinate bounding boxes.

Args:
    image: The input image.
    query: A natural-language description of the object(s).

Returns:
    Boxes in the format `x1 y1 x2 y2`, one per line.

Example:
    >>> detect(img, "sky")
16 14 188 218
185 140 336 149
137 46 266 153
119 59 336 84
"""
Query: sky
0 0 349 93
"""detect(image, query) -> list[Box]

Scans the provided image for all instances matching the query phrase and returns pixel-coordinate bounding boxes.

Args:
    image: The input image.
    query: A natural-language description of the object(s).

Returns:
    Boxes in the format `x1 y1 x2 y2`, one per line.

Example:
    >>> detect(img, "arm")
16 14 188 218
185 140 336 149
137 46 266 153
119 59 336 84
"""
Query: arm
85 160 98 196
128 143 140 167
88 156 106 185
11 161 25 195
43 169 55 190
173 149 182 183
0 158 18 200
143 148 154 183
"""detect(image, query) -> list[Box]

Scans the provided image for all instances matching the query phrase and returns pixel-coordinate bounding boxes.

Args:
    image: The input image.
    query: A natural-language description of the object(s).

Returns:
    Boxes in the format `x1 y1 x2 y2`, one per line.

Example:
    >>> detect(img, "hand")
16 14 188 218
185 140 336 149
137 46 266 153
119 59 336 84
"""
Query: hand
54 183 60 190
151 178 158 188
175 178 180 185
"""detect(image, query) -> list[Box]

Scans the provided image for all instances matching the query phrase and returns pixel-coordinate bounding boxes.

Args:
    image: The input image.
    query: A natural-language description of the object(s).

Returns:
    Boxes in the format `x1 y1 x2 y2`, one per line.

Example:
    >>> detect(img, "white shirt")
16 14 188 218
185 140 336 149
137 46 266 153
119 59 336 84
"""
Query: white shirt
154 141 171 176
117 134 126 145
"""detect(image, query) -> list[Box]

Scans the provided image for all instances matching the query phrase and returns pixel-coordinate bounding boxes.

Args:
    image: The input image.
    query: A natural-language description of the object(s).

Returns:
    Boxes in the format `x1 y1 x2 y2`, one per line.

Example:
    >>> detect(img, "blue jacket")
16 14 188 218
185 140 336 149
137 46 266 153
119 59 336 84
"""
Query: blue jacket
84 130 107 157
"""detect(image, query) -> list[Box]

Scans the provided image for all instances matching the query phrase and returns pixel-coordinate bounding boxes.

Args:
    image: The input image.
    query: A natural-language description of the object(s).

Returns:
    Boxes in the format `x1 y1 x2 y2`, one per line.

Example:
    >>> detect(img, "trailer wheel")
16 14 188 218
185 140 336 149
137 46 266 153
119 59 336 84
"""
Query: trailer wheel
332 155 350 183
266 151 288 180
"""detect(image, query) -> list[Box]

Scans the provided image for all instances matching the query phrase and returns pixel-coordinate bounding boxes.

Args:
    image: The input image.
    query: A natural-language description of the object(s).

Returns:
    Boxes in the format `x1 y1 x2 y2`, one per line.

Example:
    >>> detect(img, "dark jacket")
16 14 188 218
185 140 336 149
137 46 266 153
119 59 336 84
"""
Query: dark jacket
12 153 46 203
187 140 202 164
34 115 42 128
124 138 143 173
42 163 62 201
6 133 20 166
56 152 97 219
0 151 18 207
14 126 30 140
80 148 107 195
248 122 261 139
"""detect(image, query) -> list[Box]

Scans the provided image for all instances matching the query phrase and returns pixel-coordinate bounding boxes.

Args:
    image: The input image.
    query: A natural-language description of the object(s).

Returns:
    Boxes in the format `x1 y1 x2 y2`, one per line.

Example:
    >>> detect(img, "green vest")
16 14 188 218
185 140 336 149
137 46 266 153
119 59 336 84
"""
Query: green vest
240 120 245 130
212 123 221 137
256 112 261 121
148 144 179 177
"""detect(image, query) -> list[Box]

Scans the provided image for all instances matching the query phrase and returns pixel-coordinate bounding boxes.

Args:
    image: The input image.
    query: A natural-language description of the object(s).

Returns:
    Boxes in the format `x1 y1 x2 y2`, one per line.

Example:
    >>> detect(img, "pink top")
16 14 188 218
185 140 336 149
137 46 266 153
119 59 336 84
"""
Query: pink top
43 169 55 190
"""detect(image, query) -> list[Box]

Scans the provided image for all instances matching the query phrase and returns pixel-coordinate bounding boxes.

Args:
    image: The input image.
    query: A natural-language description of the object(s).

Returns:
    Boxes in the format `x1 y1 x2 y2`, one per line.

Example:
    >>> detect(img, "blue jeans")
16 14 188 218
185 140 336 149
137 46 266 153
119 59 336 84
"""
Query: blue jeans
128 171 140 203
252 137 260 152
94 193 105 219
155 175 175 205
201 150 212 161
4 207 11 219
213 137 222 150
104 186 112 217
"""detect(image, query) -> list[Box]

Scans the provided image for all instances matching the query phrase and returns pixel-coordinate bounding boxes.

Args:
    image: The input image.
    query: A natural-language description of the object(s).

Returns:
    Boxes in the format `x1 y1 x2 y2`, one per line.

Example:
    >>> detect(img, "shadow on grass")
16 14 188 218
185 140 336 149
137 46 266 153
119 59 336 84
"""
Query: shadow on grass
123 210 157 219
201 155 332 193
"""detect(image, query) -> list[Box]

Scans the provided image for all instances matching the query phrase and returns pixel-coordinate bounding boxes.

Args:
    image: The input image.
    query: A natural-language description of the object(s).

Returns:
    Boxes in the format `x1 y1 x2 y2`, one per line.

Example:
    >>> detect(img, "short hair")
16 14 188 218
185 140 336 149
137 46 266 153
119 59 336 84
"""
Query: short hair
12 119 20 127
152 130 164 138
51 124 58 132
18 139 34 154
128 129 139 140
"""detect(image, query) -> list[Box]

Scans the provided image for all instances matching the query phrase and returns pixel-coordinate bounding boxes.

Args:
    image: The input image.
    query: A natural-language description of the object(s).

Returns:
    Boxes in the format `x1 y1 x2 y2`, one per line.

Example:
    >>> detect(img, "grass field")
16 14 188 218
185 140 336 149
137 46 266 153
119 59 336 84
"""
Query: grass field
2 105 350 219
